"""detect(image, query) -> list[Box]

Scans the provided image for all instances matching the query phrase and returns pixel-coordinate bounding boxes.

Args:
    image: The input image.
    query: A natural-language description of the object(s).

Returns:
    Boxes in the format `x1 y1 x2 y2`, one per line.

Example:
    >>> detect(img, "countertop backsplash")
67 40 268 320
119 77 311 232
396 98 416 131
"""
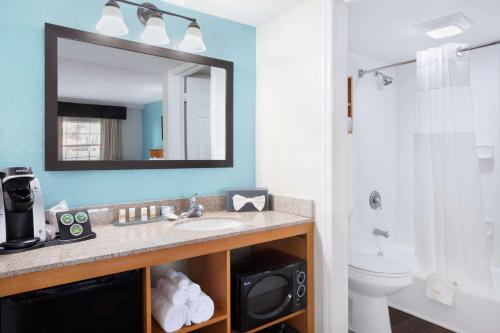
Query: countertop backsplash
45 194 314 226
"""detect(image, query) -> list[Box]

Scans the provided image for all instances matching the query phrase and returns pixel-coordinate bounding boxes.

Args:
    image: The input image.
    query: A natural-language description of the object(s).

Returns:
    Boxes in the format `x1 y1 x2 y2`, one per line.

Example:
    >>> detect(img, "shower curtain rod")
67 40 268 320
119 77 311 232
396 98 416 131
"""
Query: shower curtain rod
358 38 500 78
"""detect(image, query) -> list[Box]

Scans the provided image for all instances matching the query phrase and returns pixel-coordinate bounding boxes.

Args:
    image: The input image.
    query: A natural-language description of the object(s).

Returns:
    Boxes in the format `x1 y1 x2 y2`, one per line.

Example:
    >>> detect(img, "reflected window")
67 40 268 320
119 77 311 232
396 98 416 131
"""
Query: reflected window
60 117 101 161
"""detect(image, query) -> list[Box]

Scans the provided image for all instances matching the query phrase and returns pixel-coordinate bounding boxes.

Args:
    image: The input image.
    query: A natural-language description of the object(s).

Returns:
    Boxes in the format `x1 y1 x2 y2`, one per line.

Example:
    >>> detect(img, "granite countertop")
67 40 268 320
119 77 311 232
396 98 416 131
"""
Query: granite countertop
0 211 312 279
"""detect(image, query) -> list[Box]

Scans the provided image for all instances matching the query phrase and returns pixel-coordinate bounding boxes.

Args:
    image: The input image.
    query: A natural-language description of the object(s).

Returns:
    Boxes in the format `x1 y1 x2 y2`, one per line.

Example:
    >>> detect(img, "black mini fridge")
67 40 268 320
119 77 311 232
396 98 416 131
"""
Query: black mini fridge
0 270 142 333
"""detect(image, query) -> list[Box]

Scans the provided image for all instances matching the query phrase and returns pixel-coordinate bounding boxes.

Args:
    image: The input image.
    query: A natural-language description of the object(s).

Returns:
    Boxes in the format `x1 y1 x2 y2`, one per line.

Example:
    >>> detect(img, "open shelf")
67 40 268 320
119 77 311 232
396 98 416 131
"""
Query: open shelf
152 309 227 333
149 251 230 333
144 226 313 333
231 309 306 333
249 235 307 260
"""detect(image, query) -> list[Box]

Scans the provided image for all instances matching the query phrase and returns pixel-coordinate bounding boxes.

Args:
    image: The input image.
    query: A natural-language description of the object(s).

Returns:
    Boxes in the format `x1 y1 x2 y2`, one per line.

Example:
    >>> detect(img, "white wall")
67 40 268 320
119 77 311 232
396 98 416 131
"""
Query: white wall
121 107 143 160
256 0 331 331
256 0 324 201
470 45 500 268
347 53 399 251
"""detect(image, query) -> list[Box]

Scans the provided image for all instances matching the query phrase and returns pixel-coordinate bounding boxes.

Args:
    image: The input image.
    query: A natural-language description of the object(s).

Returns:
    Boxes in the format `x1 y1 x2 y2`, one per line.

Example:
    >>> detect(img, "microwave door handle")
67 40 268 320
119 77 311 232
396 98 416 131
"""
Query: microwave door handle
248 293 292 320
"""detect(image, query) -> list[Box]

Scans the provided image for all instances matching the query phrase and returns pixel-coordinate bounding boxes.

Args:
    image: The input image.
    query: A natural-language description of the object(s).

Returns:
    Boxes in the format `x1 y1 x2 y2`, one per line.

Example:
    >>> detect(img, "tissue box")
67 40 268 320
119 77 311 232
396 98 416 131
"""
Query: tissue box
226 188 269 212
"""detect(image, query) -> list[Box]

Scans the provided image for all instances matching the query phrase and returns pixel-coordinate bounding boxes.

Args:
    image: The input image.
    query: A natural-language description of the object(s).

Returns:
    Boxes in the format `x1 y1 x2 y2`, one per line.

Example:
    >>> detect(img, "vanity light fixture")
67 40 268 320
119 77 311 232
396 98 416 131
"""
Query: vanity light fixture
96 0 207 52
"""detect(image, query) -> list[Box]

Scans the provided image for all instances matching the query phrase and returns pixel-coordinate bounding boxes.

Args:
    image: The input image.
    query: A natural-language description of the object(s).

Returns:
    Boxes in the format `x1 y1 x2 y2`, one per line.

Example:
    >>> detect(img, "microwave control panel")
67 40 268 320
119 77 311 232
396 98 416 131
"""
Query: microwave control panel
292 261 307 311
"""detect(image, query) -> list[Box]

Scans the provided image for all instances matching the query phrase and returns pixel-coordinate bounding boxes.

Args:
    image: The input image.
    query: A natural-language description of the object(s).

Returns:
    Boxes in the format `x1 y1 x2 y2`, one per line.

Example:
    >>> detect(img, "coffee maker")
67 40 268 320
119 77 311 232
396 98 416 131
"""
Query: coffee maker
0 167 46 253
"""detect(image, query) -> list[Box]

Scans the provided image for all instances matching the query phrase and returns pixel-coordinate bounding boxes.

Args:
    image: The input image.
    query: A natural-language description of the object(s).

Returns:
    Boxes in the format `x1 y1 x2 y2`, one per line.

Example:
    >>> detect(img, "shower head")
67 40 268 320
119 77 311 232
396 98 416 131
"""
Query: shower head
375 71 394 86
358 69 394 86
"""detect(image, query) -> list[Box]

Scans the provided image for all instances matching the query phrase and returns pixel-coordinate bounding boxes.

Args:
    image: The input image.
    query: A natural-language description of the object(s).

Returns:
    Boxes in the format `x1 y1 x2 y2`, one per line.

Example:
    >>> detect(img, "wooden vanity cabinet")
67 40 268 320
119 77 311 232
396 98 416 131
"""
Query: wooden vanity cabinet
0 223 314 333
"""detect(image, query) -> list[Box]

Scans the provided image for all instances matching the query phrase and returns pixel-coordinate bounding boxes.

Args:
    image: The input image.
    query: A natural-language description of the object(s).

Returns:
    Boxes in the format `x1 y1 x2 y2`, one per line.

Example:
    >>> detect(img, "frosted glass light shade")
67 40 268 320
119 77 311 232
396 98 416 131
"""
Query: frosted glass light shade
141 17 170 45
179 22 207 53
96 4 129 37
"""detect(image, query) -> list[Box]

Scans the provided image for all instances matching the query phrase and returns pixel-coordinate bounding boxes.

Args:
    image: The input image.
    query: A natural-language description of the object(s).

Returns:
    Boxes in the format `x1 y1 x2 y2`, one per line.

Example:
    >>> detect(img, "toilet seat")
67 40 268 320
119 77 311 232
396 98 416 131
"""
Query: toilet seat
349 252 410 278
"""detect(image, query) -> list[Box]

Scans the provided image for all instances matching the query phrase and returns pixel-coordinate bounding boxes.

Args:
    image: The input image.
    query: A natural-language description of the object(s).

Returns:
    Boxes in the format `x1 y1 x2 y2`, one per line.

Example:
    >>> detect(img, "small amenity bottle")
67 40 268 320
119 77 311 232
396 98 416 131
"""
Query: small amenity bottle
128 207 136 222
141 207 148 222
118 209 126 224
149 206 157 219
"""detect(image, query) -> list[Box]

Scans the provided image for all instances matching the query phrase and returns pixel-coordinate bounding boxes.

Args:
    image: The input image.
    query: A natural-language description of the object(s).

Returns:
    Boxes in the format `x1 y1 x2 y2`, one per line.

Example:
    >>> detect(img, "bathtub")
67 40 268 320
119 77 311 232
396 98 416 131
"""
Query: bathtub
378 243 500 333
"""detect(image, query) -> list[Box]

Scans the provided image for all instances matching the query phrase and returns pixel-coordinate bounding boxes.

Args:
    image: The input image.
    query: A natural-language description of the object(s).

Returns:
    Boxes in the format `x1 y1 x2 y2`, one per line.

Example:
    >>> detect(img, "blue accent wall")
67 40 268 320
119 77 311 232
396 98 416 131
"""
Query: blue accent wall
142 101 163 160
0 0 256 207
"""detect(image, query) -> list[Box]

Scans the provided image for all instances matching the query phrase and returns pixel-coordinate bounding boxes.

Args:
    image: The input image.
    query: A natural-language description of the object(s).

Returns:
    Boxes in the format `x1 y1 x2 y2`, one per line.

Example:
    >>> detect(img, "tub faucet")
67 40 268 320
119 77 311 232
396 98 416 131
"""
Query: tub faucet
373 228 389 238
180 193 205 219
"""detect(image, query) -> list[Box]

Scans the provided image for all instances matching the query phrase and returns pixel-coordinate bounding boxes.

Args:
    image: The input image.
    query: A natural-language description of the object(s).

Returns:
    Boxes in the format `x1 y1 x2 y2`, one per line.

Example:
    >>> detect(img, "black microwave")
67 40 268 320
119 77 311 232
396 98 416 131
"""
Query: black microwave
231 250 307 332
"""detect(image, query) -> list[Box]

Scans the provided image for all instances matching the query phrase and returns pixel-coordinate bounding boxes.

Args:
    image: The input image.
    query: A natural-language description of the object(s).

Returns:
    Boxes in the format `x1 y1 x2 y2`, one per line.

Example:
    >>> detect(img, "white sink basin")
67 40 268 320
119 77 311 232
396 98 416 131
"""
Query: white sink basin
175 219 244 231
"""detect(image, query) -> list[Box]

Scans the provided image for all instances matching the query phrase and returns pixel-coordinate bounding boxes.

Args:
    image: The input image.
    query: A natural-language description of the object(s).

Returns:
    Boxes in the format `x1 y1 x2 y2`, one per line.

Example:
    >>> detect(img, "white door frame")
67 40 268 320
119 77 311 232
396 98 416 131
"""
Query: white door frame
164 63 208 160
321 0 349 332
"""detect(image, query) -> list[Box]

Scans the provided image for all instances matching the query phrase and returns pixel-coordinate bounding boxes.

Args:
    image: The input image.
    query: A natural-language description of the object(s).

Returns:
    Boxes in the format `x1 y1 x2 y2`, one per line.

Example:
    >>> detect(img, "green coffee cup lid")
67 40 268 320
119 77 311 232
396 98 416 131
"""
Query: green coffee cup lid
75 212 88 224
70 224 83 237
61 214 74 226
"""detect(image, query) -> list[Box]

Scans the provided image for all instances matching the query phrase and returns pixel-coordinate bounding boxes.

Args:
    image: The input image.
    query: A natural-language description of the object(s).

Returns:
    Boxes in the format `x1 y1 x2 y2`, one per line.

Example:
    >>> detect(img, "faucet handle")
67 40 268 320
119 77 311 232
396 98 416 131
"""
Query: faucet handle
193 204 205 217
188 193 199 204
369 191 382 210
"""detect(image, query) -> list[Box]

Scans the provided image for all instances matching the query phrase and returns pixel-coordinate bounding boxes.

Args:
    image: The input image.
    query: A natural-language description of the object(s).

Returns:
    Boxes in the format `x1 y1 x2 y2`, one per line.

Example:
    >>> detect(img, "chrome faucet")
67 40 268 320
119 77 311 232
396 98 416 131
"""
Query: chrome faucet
373 228 389 238
180 193 205 219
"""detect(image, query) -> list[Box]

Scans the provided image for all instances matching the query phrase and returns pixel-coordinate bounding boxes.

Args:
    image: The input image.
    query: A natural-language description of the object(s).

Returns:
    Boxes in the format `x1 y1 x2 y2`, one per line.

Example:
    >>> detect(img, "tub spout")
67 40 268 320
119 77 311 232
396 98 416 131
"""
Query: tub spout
373 228 389 238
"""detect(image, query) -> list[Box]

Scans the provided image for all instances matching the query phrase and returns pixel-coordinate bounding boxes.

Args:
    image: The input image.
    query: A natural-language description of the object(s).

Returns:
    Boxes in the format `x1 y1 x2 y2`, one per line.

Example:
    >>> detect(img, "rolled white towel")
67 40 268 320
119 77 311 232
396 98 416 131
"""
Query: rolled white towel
157 278 188 305
185 292 215 324
166 269 190 290
151 288 187 333
182 304 192 326
186 282 201 301
168 270 201 300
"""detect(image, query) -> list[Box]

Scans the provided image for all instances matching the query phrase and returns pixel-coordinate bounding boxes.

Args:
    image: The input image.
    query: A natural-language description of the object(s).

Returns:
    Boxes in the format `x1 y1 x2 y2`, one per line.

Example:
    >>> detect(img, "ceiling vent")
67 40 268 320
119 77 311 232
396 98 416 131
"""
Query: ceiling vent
415 13 473 39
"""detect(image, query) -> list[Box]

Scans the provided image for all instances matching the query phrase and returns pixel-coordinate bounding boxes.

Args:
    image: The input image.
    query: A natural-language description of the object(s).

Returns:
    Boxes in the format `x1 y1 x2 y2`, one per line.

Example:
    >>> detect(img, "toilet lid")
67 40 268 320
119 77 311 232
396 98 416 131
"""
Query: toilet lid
349 252 409 275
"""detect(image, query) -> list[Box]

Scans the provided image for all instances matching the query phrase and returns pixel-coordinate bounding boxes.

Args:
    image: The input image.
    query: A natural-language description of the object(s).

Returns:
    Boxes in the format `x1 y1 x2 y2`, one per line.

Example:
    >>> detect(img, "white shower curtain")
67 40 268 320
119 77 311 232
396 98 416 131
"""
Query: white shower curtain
414 43 492 289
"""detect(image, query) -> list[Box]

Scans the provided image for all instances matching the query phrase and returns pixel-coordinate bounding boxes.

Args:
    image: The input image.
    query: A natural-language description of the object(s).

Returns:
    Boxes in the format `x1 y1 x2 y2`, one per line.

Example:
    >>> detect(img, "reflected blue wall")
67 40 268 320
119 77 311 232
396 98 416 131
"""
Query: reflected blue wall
142 101 163 160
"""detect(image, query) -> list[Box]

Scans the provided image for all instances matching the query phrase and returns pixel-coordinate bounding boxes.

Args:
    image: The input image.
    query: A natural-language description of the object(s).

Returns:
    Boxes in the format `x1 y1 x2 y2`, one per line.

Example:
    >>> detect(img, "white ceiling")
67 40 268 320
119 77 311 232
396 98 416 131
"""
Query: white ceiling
349 0 500 64
58 39 184 106
161 0 308 26
58 58 164 107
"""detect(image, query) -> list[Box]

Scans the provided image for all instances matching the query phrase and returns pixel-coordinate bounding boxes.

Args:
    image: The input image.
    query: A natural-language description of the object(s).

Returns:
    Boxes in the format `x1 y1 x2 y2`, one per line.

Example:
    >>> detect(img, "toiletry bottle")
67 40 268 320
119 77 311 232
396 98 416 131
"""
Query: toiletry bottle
118 209 126 224
141 207 148 222
129 207 136 222
150 206 156 218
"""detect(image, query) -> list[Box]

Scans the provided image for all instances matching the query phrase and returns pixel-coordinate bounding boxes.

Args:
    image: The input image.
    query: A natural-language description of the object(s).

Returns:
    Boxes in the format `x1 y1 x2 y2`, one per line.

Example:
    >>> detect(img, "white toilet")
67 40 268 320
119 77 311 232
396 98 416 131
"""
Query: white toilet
348 252 413 333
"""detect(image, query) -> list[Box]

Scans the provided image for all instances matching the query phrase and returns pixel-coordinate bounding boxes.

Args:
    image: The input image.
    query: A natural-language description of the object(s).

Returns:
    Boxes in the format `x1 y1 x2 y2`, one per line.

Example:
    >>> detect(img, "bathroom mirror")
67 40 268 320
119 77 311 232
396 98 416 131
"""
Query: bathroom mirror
45 24 233 170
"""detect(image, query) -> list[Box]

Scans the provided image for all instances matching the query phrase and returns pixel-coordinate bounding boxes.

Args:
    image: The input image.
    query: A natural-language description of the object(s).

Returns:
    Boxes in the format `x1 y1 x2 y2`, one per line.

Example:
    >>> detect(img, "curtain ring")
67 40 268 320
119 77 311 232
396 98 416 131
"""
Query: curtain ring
456 47 466 57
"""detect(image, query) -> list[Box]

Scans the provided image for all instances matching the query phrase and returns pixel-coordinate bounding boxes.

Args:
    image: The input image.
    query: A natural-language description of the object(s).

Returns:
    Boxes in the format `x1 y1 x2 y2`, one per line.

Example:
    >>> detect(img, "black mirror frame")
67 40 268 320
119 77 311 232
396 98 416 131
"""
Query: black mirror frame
45 23 234 171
